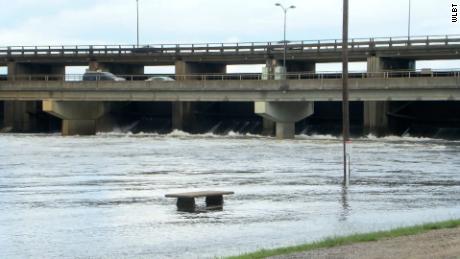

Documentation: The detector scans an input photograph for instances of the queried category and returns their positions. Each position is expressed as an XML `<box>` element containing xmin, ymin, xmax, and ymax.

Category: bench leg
<box><xmin>206</xmin><ymin>195</ymin><xmax>223</xmax><ymax>208</ymax></box>
<box><xmin>177</xmin><ymin>197</ymin><xmax>195</xmax><ymax>212</ymax></box>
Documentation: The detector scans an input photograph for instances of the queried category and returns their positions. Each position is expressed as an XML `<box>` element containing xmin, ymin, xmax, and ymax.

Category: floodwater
<box><xmin>1</xmin><ymin>132</ymin><xmax>460</xmax><ymax>259</ymax></box>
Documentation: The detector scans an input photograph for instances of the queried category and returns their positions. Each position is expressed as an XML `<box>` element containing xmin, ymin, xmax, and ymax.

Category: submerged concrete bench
<box><xmin>165</xmin><ymin>191</ymin><xmax>234</xmax><ymax>212</ymax></box>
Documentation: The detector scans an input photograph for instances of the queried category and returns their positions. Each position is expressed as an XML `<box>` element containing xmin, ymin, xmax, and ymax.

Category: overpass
<box><xmin>1</xmin><ymin>35</ymin><xmax>460</xmax><ymax>138</ymax></box>
<box><xmin>1</xmin><ymin>35</ymin><xmax>460</xmax><ymax>66</ymax></box>
<box><xmin>1</xmin><ymin>72</ymin><xmax>459</xmax><ymax>102</ymax></box>
<box><xmin>1</xmin><ymin>70</ymin><xmax>459</xmax><ymax>138</ymax></box>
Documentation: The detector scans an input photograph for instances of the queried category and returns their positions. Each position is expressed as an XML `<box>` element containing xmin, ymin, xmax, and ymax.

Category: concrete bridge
<box><xmin>1</xmin><ymin>35</ymin><xmax>460</xmax><ymax>66</ymax></box>
<box><xmin>1</xmin><ymin>71</ymin><xmax>459</xmax><ymax>138</ymax></box>
<box><xmin>1</xmin><ymin>35</ymin><xmax>460</xmax><ymax>138</ymax></box>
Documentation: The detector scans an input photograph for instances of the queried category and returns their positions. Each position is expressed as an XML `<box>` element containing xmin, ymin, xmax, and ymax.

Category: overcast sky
<box><xmin>0</xmin><ymin>0</ymin><xmax>459</xmax><ymax>72</ymax></box>
<box><xmin>1</xmin><ymin>0</ymin><xmax>458</xmax><ymax>44</ymax></box>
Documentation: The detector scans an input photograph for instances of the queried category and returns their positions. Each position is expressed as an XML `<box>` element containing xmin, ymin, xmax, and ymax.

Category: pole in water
<box><xmin>342</xmin><ymin>0</ymin><xmax>350</xmax><ymax>186</ymax></box>
<box><xmin>345</xmin><ymin>140</ymin><xmax>352</xmax><ymax>186</ymax></box>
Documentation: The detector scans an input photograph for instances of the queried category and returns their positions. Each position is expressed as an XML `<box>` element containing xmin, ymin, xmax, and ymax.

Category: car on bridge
<box><xmin>82</xmin><ymin>71</ymin><xmax>126</xmax><ymax>81</ymax></box>
<box><xmin>132</xmin><ymin>45</ymin><xmax>162</xmax><ymax>54</ymax></box>
<box><xmin>145</xmin><ymin>76</ymin><xmax>175</xmax><ymax>81</ymax></box>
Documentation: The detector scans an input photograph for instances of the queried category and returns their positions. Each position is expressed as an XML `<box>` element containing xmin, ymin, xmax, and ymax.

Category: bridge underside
<box><xmin>2</xmin><ymin>100</ymin><xmax>460</xmax><ymax>140</ymax></box>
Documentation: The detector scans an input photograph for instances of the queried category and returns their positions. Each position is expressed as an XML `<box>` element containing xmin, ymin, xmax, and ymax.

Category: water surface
<box><xmin>1</xmin><ymin>132</ymin><xmax>459</xmax><ymax>258</ymax></box>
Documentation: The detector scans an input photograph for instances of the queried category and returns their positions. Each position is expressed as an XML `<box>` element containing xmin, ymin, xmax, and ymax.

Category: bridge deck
<box><xmin>1</xmin><ymin>75</ymin><xmax>459</xmax><ymax>102</ymax></box>
<box><xmin>1</xmin><ymin>35</ymin><xmax>460</xmax><ymax>65</ymax></box>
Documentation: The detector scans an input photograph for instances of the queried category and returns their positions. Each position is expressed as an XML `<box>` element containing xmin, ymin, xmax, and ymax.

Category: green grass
<box><xmin>226</xmin><ymin>219</ymin><xmax>460</xmax><ymax>259</ymax></box>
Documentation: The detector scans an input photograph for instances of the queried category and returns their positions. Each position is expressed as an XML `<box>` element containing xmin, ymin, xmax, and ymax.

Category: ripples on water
<box><xmin>0</xmin><ymin>132</ymin><xmax>460</xmax><ymax>258</ymax></box>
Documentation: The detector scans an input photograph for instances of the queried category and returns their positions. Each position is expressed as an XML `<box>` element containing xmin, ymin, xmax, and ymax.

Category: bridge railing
<box><xmin>1</xmin><ymin>35</ymin><xmax>460</xmax><ymax>57</ymax></box>
<box><xmin>2</xmin><ymin>69</ymin><xmax>460</xmax><ymax>82</ymax></box>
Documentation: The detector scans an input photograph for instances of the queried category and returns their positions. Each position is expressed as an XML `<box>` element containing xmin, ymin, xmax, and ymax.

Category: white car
<box><xmin>83</xmin><ymin>71</ymin><xmax>126</xmax><ymax>81</ymax></box>
<box><xmin>145</xmin><ymin>76</ymin><xmax>175</xmax><ymax>82</ymax></box>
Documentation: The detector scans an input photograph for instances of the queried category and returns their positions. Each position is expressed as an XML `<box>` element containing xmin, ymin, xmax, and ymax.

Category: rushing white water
<box><xmin>0</xmin><ymin>132</ymin><xmax>460</xmax><ymax>259</ymax></box>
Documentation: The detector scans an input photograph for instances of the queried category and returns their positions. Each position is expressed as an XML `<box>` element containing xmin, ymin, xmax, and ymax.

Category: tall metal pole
<box><xmin>342</xmin><ymin>0</ymin><xmax>350</xmax><ymax>186</ymax></box>
<box><xmin>283</xmin><ymin>8</ymin><xmax>287</xmax><ymax>69</ymax></box>
<box><xmin>275</xmin><ymin>4</ymin><xmax>295</xmax><ymax>71</ymax></box>
<box><xmin>408</xmin><ymin>0</ymin><xmax>411</xmax><ymax>39</ymax></box>
<box><xmin>136</xmin><ymin>0</ymin><xmax>140</xmax><ymax>46</ymax></box>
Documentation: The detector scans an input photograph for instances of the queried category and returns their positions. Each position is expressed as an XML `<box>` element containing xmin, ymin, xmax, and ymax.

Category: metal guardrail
<box><xmin>1</xmin><ymin>70</ymin><xmax>460</xmax><ymax>82</ymax></box>
<box><xmin>1</xmin><ymin>35</ymin><xmax>460</xmax><ymax>57</ymax></box>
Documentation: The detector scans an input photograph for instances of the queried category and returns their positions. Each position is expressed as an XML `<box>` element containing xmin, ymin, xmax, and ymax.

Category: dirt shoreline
<box><xmin>268</xmin><ymin>227</ymin><xmax>460</xmax><ymax>259</ymax></box>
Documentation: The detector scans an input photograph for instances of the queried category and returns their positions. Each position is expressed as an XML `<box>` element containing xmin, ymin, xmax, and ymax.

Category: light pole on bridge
<box><xmin>136</xmin><ymin>0</ymin><xmax>140</xmax><ymax>47</ymax></box>
<box><xmin>408</xmin><ymin>0</ymin><xmax>412</xmax><ymax>39</ymax></box>
<box><xmin>275</xmin><ymin>3</ymin><xmax>296</xmax><ymax>71</ymax></box>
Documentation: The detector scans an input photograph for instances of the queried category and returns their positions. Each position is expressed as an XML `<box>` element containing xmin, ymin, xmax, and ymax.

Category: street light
<box><xmin>275</xmin><ymin>3</ymin><xmax>296</xmax><ymax>70</ymax></box>
<box><xmin>136</xmin><ymin>0</ymin><xmax>140</xmax><ymax>46</ymax></box>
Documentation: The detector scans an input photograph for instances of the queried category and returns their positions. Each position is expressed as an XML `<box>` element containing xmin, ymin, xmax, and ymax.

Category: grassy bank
<box><xmin>227</xmin><ymin>219</ymin><xmax>460</xmax><ymax>259</ymax></box>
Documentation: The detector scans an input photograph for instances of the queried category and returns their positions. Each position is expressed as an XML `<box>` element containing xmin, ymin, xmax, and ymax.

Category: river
<box><xmin>1</xmin><ymin>132</ymin><xmax>459</xmax><ymax>258</ymax></box>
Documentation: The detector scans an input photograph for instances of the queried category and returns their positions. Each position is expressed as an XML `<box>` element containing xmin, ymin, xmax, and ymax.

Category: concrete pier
<box><xmin>43</xmin><ymin>100</ymin><xmax>108</xmax><ymax>136</ymax></box>
<box><xmin>260</xmin><ymin>60</ymin><xmax>315</xmax><ymax>136</ymax></box>
<box><xmin>363</xmin><ymin>101</ymin><xmax>390</xmax><ymax>136</ymax></box>
<box><xmin>172</xmin><ymin>61</ymin><xmax>226</xmax><ymax>132</ymax></box>
<box><xmin>255</xmin><ymin>101</ymin><xmax>314</xmax><ymax>139</ymax></box>
<box><xmin>364</xmin><ymin>57</ymin><xmax>415</xmax><ymax>135</ymax></box>
<box><xmin>171</xmin><ymin>101</ymin><xmax>195</xmax><ymax>132</ymax></box>
<box><xmin>262</xmin><ymin>118</ymin><xmax>275</xmax><ymax>136</ymax></box>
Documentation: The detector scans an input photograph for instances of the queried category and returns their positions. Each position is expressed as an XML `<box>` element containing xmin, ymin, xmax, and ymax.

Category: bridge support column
<box><xmin>62</xmin><ymin>120</ymin><xmax>97</xmax><ymax>136</ymax></box>
<box><xmin>172</xmin><ymin>101</ymin><xmax>195</xmax><ymax>132</ymax></box>
<box><xmin>260</xmin><ymin>60</ymin><xmax>315</xmax><ymax>135</ymax></box>
<box><xmin>262</xmin><ymin>118</ymin><xmax>275</xmax><ymax>136</ymax></box>
<box><xmin>2</xmin><ymin>62</ymin><xmax>65</xmax><ymax>132</ymax></box>
<box><xmin>364</xmin><ymin>56</ymin><xmax>415</xmax><ymax>136</ymax></box>
<box><xmin>172</xmin><ymin>61</ymin><xmax>226</xmax><ymax>132</ymax></box>
<box><xmin>363</xmin><ymin>101</ymin><xmax>390</xmax><ymax>136</ymax></box>
<box><xmin>43</xmin><ymin>101</ymin><xmax>108</xmax><ymax>136</ymax></box>
<box><xmin>255</xmin><ymin>102</ymin><xmax>314</xmax><ymax>139</ymax></box>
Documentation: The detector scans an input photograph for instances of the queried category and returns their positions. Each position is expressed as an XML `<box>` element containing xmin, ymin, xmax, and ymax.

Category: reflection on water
<box><xmin>0</xmin><ymin>132</ymin><xmax>460</xmax><ymax>259</ymax></box>
<box><xmin>339</xmin><ymin>186</ymin><xmax>350</xmax><ymax>222</ymax></box>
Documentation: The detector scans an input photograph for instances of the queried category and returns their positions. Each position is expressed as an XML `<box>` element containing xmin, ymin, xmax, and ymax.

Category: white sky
<box><xmin>0</xmin><ymin>0</ymin><xmax>459</xmax><ymax>73</ymax></box>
